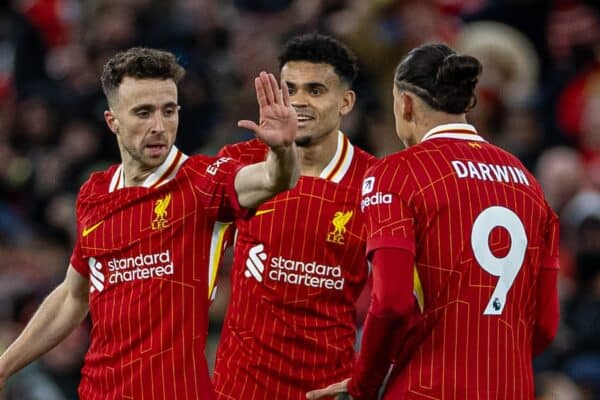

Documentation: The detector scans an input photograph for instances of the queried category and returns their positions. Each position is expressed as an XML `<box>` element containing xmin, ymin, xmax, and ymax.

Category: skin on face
<box><xmin>281</xmin><ymin>61</ymin><xmax>354</xmax><ymax>147</ymax></box>
<box><xmin>104</xmin><ymin>77</ymin><xmax>180</xmax><ymax>178</ymax></box>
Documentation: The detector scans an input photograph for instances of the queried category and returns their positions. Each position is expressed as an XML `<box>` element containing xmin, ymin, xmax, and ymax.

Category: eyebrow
<box><xmin>130</xmin><ymin>101</ymin><xmax>179</xmax><ymax>113</ymax></box>
<box><xmin>286</xmin><ymin>81</ymin><xmax>328</xmax><ymax>90</ymax></box>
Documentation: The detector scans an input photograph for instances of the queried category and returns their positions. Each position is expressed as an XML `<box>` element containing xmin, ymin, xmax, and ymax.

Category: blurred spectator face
<box><xmin>105</xmin><ymin>77</ymin><xmax>179</xmax><ymax>169</ymax></box>
<box><xmin>535</xmin><ymin>147</ymin><xmax>585</xmax><ymax>212</ymax></box>
<box><xmin>230</xmin><ymin>27</ymin><xmax>278</xmax><ymax>83</ymax></box>
<box><xmin>46</xmin><ymin>44</ymin><xmax>97</xmax><ymax>91</ymax></box>
<box><xmin>281</xmin><ymin>61</ymin><xmax>354</xmax><ymax>147</ymax></box>
<box><xmin>560</xmin><ymin>190</ymin><xmax>600</xmax><ymax>286</ymax></box>
<box><xmin>580</xmin><ymin>82</ymin><xmax>600</xmax><ymax>184</ymax></box>
<box><xmin>17</xmin><ymin>97</ymin><xmax>54</xmax><ymax>145</ymax></box>
<box><xmin>59</xmin><ymin>120</ymin><xmax>99</xmax><ymax>164</ymax></box>
<box><xmin>581</xmin><ymin>93</ymin><xmax>600</xmax><ymax>152</ymax></box>
<box><xmin>547</xmin><ymin>1</ymin><xmax>600</xmax><ymax>63</ymax></box>
<box><xmin>497</xmin><ymin>108</ymin><xmax>541</xmax><ymax>161</ymax></box>
<box><xmin>87</xmin><ymin>5</ymin><xmax>136</xmax><ymax>50</ymax></box>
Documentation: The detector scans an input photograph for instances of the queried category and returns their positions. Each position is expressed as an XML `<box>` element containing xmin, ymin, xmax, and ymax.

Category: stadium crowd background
<box><xmin>0</xmin><ymin>0</ymin><xmax>598</xmax><ymax>398</ymax></box>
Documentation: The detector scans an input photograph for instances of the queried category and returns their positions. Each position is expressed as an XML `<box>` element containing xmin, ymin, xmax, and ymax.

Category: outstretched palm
<box><xmin>238</xmin><ymin>71</ymin><xmax>297</xmax><ymax>149</ymax></box>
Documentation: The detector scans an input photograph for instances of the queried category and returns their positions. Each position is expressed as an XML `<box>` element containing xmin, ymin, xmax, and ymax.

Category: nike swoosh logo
<box><xmin>82</xmin><ymin>221</ymin><xmax>104</xmax><ymax>237</ymax></box>
<box><xmin>255</xmin><ymin>209</ymin><xmax>274</xmax><ymax>217</ymax></box>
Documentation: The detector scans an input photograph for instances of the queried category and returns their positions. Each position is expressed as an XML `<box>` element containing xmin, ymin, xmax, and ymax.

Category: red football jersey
<box><xmin>361</xmin><ymin>124</ymin><xmax>560</xmax><ymax>399</ymax></box>
<box><xmin>213</xmin><ymin>133</ymin><xmax>376</xmax><ymax>399</ymax></box>
<box><xmin>69</xmin><ymin>146</ymin><xmax>243</xmax><ymax>400</ymax></box>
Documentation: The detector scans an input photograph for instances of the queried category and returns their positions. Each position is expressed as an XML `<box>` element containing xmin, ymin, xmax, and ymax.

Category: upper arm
<box><xmin>362</xmin><ymin>161</ymin><xmax>416</xmax><ymax>257</ymax></box>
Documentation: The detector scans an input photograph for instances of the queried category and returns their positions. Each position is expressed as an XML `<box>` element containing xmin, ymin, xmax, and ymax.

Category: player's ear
<box><xmin>402</xmin><ymin>92</ymin><xmax>414</xmax><ymax>122</ymax></box>
<box><xmin>340</xmin><ymin>89</ymin><xmax>356</xmax><ymax>116</ymax></box>
<box><xmin>104</xmin><ymin>109</ymin><xmax>120</xmax><ymax>135</ymax></box>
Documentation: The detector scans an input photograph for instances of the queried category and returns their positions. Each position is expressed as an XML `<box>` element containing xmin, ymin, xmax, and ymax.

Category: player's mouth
<box><xmin>296</xmin><ymin>114</ymin><xmax>314</xmax><ymax>127</ymax></box>
<box><xmin>145</xmin><ymin>143</ymin><xmax>167</xmax><ymax>157</ymax></box>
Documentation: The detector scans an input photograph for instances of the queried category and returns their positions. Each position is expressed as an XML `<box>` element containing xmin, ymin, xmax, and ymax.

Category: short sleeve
<box><xmin>70</xmin><ymin>188</ymin><xmax>90</xmax><ymax>277</ymax></box>
<box><xmin>361</xmin><ymin>158</ymin><xmax>417</xmax><ymax>257</ymax></box>
<box><xmin>198</xmin><ymin>155</ymin><xmax>249</xmax><ymax>222</ymax></box>
<box><xmin>70</xmin><ymin>240</ymin><xmax>89</xmax><ymax>277</ymax></box>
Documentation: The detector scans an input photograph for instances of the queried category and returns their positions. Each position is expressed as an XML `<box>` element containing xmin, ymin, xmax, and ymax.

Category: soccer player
<box><xmin>212</xmin><ymin>33</ymin><xmax>376</xmax><ymax>399</ymax></box>
<box><xmin>0</xmin><ymin>47</ymin><xmax>299</xmax><ymax>399</ymax></box>
<box><xmin>307</xmin><ymin>43</ymin><xmax>560</xmax><ymax>399</ymax></box>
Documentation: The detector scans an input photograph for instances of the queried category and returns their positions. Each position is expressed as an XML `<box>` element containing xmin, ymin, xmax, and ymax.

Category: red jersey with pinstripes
<box><xmin>213</xmin><ymin>135</ymin><xmax>376</xmax><ymax>400</ymax></box>
<box><xmin>69</xmin><ymin>151</ymin><xmax>244</xmax><ymax>400</ymax></box>
<box><xmin>362</xmin><ymin>124</ymin><xmax>560</xmax><ymax>399</ymax></box>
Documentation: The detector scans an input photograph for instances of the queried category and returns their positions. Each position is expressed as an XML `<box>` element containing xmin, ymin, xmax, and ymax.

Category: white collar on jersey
<box><xmin>421</xmin><ymin>123</ymin><xmax>486</xmax><ymax>143</ymax></box>
<box><xmin>319</xmin><ymin>131</ymin><xmax>355</xmax><ymax>183</ymax></box>
<box><xmin>109</xmin><ymin>145</ymin><xmax>189</xmax><ymax>192</ymax></box>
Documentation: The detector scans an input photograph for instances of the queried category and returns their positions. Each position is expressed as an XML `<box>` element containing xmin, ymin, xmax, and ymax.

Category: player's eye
<box><xmin>310</xmin><ymin>88</ymin><xmax>324</xmax><ymax>96</ymax></box>
<box><xmin>136</xmin><ymin>110</ymin><xmax>150</xmax><ymax>118</ymax></box>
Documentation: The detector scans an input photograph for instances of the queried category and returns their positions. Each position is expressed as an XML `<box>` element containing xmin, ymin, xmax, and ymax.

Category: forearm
<box><xmin>235</xmin><ymin>144</ymin><xmax>299</xmax><ymax>209</ymax></box>
<box><xmin>349</xmin><ymin>248</ymin><xmax>416</xmax><ymax>399</ymax></box>
<box><xmin>266</xmin><ymin>144</ymin><xmax>299</xmax><ymax>191</ymax></box>
<box><xmin>0</xmin><ymin>282</ymin><xmax>88</xmax><ymax>379</ymax></box>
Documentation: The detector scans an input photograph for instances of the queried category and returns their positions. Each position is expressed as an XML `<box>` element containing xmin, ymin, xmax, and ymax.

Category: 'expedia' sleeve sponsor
<box><xmin>362</xmin><ymin>158</ymin><xmax>417</xmax><ymax>257</ymax></box>
<box><xmin>192</xmin><ymin>155</ymin><xmax>249</xmax><ymax>222</ymax></box>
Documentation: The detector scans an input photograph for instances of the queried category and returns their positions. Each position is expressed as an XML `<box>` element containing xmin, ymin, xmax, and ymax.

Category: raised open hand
<box><xmin>238</xmin><ymin>71</ymin><xmax>297</xmax><ymax>149</ymax></box>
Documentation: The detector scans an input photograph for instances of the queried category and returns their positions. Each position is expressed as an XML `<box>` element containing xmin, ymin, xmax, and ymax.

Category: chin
<box><xmin>294</xmin><ymin>136</ymin><xmax>312</xmax><ymax>147</ymax></box>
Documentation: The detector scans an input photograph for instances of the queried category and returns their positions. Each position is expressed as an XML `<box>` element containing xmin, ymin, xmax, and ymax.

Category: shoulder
<box><xmin>352</xmin><ymin>145</ymin><xmax>378</xmax><ymax>167</ymax></box>
<box><xmin>78</xmin><ymin>164</ymin><xmax>119</xmax><ymax>197</ymax></box>
<box><xmin>218</xmin><ymin>139</ymin><xmax>268</xmax><ymax>163</ymax></box>
<box><xmin>183</xmin><ymin>153</ymin><xmax>243</xmax><ymax>182</ymax></box>
<box><xmin>365</xmin><ymin>152</ymin><xmax>406</xmax><ymax>176</ymax></box>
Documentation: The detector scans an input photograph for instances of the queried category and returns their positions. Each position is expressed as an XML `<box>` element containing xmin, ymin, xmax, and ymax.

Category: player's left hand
<box><xmin>306</xmin><ymin>378</ymin><xmax>353</xmax><ymax>400</ymax></box>
<box><xmin>238</xmin><ymin>71</ymin><xmax>297</xmax><ymax>150</ymax></box>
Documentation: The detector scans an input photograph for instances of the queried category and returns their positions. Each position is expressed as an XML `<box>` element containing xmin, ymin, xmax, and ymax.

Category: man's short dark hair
<box><xmin>278</xmin><ymin>33</ymin><xmax>358</xmax><ymax>87</ymax></box>
<box><xmin>101</xmin><ymin>47</ymin><xmax>185</xmax><ymax>103</ymax></box>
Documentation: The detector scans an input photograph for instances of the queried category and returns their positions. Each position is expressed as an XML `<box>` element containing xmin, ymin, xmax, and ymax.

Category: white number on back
<box><xmin>471</xmin><ymin>206</ymin><xmax>528</xmax><ymax>315</ymax></box>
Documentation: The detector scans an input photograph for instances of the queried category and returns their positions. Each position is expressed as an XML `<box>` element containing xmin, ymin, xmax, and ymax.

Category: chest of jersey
<box><xmin>234</xmin><ymin>177</ymin><xmax>367</xmax><ymax>295</ymax></box>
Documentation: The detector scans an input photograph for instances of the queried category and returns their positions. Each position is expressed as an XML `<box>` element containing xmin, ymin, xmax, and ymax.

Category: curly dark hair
<box><xmin>278</xmin><ymin>33</ymin><xmax>358</xmax><ymax>87</ymax></box>
<box><xmin>394</xmin><ymin>43</ymin><xmax>482</xmax><ymax>114</ymax></box>
<box><xmin>101</xmin><ymin>47</ymin><xmax>185</xmax><ymax>104</ymax></box>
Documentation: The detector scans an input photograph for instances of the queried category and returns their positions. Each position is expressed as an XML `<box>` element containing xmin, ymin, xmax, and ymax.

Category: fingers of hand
<box><xmin>237</xmin><ymin>120</ymin><xmax>259</xmax><ymax>133</ymax></box>
<box><xmin>260</xmin><ymin>71</ymin><xmax>276</xmax><ymax>105</ymax></box>
<box><xmin>255</xmin><ymin>76</ymin><xmax>267</xmax><ymax>108</ymax></box>
<box><xmin>306</xmin><ymin>384</ymin><xmax>342</xmax><ymax>400</ymax></box>
<box><xmin>268</xmin><ymin>73</ymin><xmax>283</xmax><ymax>105</ymax></box>
<box><xmin>281</xmin><ymin>79</ymin><xmax>290</xmax><ymax>107</ymax></box>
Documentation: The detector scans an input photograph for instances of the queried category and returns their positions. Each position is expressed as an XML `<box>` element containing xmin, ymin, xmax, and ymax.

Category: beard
<box><xmin>294</xmin><ymin>136</ymin><xmax>312</xmax><ymax>147</ymax></box>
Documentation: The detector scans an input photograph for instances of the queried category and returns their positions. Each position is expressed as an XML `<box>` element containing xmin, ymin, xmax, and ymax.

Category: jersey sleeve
<box><xmin>541</xmin><ymin>203</ymin><xmax>560</xmax><ymax>270</ymax></box>
<box><xmin>69</xmin><ymin>183</ymin><xmax>91</xmax><ymax>277</ymax></box>
<box><xmin>197</xmin><ymin>155</ymin><xmax>248</xmax><ymax>222</ymax></box>
<box><xmin>362</xmin><ymin>159</ymin><xmax>417</xmax><ymax>257</ymax></box>
<box><xmin>217</xmin><ymin>140</ymin><xmax>268</xmax><ymax>164</ymax></box>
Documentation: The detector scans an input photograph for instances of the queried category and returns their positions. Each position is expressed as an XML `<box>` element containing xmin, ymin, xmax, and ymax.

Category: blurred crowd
<box><xmin>0</xmin><ymin>0</ymin><xmax>598</xmax><ymax>399</ymax></box>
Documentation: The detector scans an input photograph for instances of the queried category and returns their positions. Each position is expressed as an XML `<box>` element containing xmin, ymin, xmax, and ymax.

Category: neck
<box><xmin>119</xmin><ymin>148</ymin><xmax>158</xmax><ymax>187</ymax></box>
<box><xmin>298</xmin><ymin>130</ymin><xmax>340</xmax><ymax>177</ymax></box>
<box><xmin>413</xmin><ymin>113</ymin><xmax>468</xmax><ymax>143</ymax></box>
